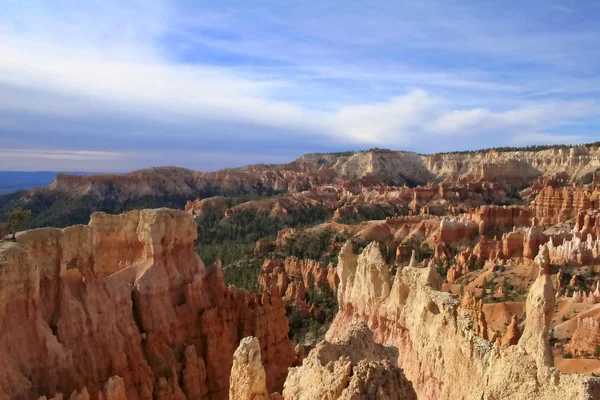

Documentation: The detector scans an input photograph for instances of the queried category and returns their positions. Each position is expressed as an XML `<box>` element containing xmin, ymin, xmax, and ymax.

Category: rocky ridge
<box><xmin>229</xmin><ymin>321</ymin><xmax>417</xmax><ymax>400</ymax></box>
<box><xmin>15</xmin><ymin>145</ymin><xmax>600</xmax><ymax>213</ymax></box>
<box><xmin>326</xmin><ymin>241</ymin><xmax>600</xmax><ymax>399</ymax></box>
<box><xmin>0</xmin><ymin>209</ymin><xmax>294</xmax><ymax>399</ymax></box>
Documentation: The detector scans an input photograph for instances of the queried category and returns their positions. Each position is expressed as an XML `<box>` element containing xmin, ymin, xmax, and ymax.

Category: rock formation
<box><xmin>499</xmin><ymin>315</ymin><xmax>521</xmax><ymax>347</ymax></box>
<box><xmin>185</xmin><ymin>196</ymin><xmax>229</xmax><ymax>217</ymax></box>
<box><xmin>467</xmin><ymin>205</ymin><xmax>533</xmax><ymax>234</ymax></box>
<box><xmin>438</xmin><ymin>217</ymin><xmax>479</xmax><ymax>243</ymax></box>
<box><xmin>258</xmin><ymin>257</ymin><xmax>338</xmax><ymax>314</ymax></box>
<box><xmin>282</xmin><ymin>321</ymin><xmax>417</xmax><ymax>400</ymax></box>
<box><xmin>566</xmin><ymin>317</ymin><xmax>600</xmax><ymax>357</ymax></box>
<box><xmin>460</xmin><ymin>291</ymin><xmax>488</xmax><ymax>340</ymax></box>
<box><xmin>532</xmin><ymin>185</ymin><xmax>600</xmax><ymax>226</ymax></box>
<box><xmin>538</xmin><ymin>233</ymin><xmax>600</xmax><ymax>267</ymax></box>
<box><xmin>0</xmin><ymin>209</ymin><xmax>294</xmax><ymax>400</ymax></box>
<box><xmin>229</xmin><ymin>337</ymin><xmax>269</xmax><ymax>400</ymax></box>
<box><xmin>327</xmin><ymin>241</ymin><xmax>600</xmax><ymax>399</ymax></box>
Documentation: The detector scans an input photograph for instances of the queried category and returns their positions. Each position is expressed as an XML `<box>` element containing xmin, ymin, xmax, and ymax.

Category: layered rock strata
<box><xmin>0</xmin><ymin>209</ymin><xmax>294</xmax><ymax>400</ymax></box>
<box><xmin>327</xmin><ymin>241</ymin><xmax>600</xmax><ymax>399</ymax></box>
<box><xmin>532</xmin><ymin>186</ymin><xmax>600</xmax><ymax>226</ymax></box>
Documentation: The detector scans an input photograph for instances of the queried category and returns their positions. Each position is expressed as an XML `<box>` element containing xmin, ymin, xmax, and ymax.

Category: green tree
<box><xmin>8</xmin><ymin>208</ymin><xmax>31</xmax><ymax>240</ymax></box>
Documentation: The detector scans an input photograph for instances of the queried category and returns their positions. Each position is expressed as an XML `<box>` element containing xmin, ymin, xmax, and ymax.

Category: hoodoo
<box><xmin>0</xmin><ymin>209</ymin><xmax>294</xmax><ymax>399</ymax></box>
<box><xmin>326</xmin><ymin>242</ymin><xmax>600</xmax><ymax>399</ymax></box>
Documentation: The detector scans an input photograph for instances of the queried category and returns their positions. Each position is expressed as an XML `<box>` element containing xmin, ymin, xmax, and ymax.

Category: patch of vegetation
<box><xmin>336</xmin><ymin>203</ymin><xmax>408</xmax><ymax>224</ymax></box>
<box><xmin>287</xmin><ymin>281</ymin><xmax>339</xmax><ymax>344</ymax></box>
<box><xmin>0</xmin><ymin>185</ymin><xmax>288</xmax><ymax>229</ymax></box>
<box><xmin>221</xmin><ymin>258</ymin><xmax>263</xmax><ymax>292</ymax></box>
<box><xmin>196</xmin><ymin>206</ymin><xmax>331</xmax><ymax>247</ymax></box>
<box><xmin>435</xmin><ymin>142</ymin><xmax>600</xmax><ymax>156</ymax></box>
<box><xmin>0</xmin><ymin>191</ymin><xmax>193</xmax><ymax>228</ymax></box>
<box><xmin>283</xmin><ymin>229</ymin><xmax>350</xmax><ymax>265</ymax></box>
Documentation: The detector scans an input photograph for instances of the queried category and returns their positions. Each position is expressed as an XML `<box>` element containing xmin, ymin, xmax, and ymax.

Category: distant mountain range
<box><xmin>0</xmin><ymin>171</ymin><xmax>93</xmax><ymax>194</ymax></box>
<box><xmin>1</xmin><ymin>144</ymin><xmax>600</xmax><ymax>228</ymax></box>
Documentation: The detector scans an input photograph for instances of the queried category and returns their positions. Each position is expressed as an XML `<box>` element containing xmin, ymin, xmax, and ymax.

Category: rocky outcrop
<box><xmin>538</xmin><ymin>233</ymin><xmax>600</xmax><ymax>267</ymax></box>
<box><xmin>327</xmin><ymin>241</ymin><xmax>600</xmax><ymax>399</ymax></box>
<box><xmin>499</xmin><ymin>315</ymin><xmax>521</xmax><ymax>347</ymax></box>
<box><xmin>39</xmin><ymin>376</ymin><xmax>129</xmax><ymax>400</ymax></box>
<box><xmin>532</xmin><ymin>185</ymin><xmax>600</xmax><ymax>226</ymax></box>
<box><xmin>576</xmin><ymin>209</ymin><xmax>600</xmax><ymax>239</ymax></box>
<box><xmin>467</xmin><ymin>205</ymin><xmax>533</xmax><ymax>234</ymax></box>
<box><xmin>185</xmin><ymin>196</ymin><xmax>229</xmax><ymax>217</ymax></box>
<box><xmin>460</xmin><ymin>291</ymin><xmax>488</xmax><ymax>340</ymax></box>
<box><xmin>282</xmin><ymin>320</ymin><xmax>416</xmax><ymax>400</ymax></box>
<box><xmin>570</xmin><ymin>282</ymin><xmax>600</xmax><ymax>304</ymax></box>
<box><xmin>0</xmin><ymin>209</ymin><xmax>294</xmax><ymax>400</ymax></box>
<box><xmin>566</xmin><ymin>317</ymin><xmax>600</xmax><ymax>357</ymax></box>
<box><xmin>438</xmin><ymin>217</ymin><xmax>479</xmax><ymax>243</ymax></box>
<box><xmin>229</xmin><ymin>337</ymin><xmax>270</xmax><ymax>400</ymax></box>
<box><xmin>254</xmin><ymin>239</ymin><xmax>274</xmax><ymax>257</ymax></box>
<box><xmin>425</xmin><ymin>146</ymin><xmax>600</xmax><ymax>185</ymax></box>
<box><xmin>259</xmin><ymin>257</ymin><xmax>338</xmax><ymax>312</ymax></box>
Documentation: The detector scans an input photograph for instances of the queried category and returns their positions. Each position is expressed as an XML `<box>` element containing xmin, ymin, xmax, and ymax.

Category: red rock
<box><xmin>532</xmin><ymin>185</ymin><xmax>600</xmax><ymax>226</ymax></box>
<box><xmin>0</xmin><ymin>209</ymin><xmax>294</xmax><ymax>399</ymax></box>
<box><xmin>566</xmin><ymin>317</ymin><xmax>600</xmax><ymax>357</ymax></box>
<box><xmin>500</xmin><ymin>315</ymin><xmax>521</xmax><ymax>347</ymax></box>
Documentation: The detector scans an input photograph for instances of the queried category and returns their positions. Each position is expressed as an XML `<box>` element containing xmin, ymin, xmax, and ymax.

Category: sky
<box><xmin>1</xmin><ymin>0</ymin><xmax>600</xmax><ymax>172</ymax></box>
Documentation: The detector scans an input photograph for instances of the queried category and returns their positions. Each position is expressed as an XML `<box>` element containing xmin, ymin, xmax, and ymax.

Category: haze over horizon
<box><xmin>2</xmin><ymin>0</ymin><xmax>600</xmax><ymax>172</ymax></box>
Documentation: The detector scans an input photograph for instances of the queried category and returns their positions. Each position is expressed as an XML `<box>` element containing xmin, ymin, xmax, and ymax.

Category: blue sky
<box><xmin>1</xmin><ymin>0</ymin><xmax>599</xmax><ymax>172</ymax></box>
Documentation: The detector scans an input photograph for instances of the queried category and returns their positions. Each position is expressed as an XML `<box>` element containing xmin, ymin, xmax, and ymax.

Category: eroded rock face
<box><xmin>532</xmin><ymin>186</ymin><xmax>600</xmax><ymax>226</ymax></box>
<box><xmin>327</xmin><ymin>241</ymin><xmax>600</xmax><ymax>399</ymax></box>
<box><xmin>185</xmin><ymin>196</ymin><xmax>229</xmax><ymax>218</ymax></box>
<box><xmin>0</xmin><ymin>209</ymin><xmax>294</xmax><ymax>400</ymax></box>
<box><xmin>282</xmin><ymin>321</ymin><xmax>416</xmax><ymax>400</ymax></box>
<box><xmin>500</xmin><ymin>315</ymin><xmax>521</xmax><ymax>347</ymax></box>
<box><xmin>467</xmin><ymin>205</ymin><xmax>533</xmax><ymax>234</ymax></box>
<box><xmin>258</xmin><ymin>257</ymin><xmax>338</xmax><ymax>313</ymax></box>
<box><xmin>566</xmin><ymin>317</ymin><xmax>600</xmax><ymax>357</ymax></box>
<box><xmin>229</xmin><ymin>337</ymin><xmax>269</xmax><ymax>400</ymax></box>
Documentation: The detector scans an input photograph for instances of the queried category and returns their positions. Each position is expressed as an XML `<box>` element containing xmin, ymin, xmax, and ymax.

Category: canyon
<box><xmin>4</xmin><ymin>144</ymin><xmax>600</xmax><ymax>229</ymax></box>
<box><xmin>0</xmin><ymin>209</ymin><xmax>293</xmax><ymax>399</ymax></box>
<box><xmin>4</xmin><ymin>143</ymin><xmax>600</xmax><ymax>399</ymax></box>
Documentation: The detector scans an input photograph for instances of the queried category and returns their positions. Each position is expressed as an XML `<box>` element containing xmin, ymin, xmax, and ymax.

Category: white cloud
<box><xmin>326</xmin><ymin>90</ymin><xmax>593</xmax><ymax>146</ymax></box>
<box><xmin>0</xmin><ymin>0</ymin><xmax>598</xmax><ymax>172</ymax></box>
<box><xmin>328</xmin><ymin>90</ymin><xmax>442</xmax><ymax>143</ymax></box>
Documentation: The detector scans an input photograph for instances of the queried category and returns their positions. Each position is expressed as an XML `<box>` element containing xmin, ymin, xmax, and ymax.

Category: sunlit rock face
<box><xmin>282</xmin><ymin>320</ymin><xmax>417</xmax><ymax>400</ymax></box>
<box><xmin>0</xmin><ymin>208</ymin><xmax>294</xmax><ymax>400</ymax></box>
<box><xmin>532</xmin><ymin>185</ymin><xmax>600</xmax><ymax>226</ymax></box>
<box><xmin>326</xmin><ymin>241</ymin><xmax>600</xmax><ymax>399</ymax></box>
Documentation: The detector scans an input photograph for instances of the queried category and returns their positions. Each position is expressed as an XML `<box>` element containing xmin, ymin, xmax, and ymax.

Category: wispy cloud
<box><xmin>0</xmin><ymin>0</ymin><xmax>599</xmax><ymax>171</ymax></box>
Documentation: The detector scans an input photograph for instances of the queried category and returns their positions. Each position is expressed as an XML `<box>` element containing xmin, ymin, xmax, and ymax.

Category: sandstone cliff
<box><xmin>327</xmin><ymin>241</ymin><xmax>600</xmax><ymax>399</ymax></box>
<box><xmin>532</xmin><ymin>186</ymin><xmax>600</xmax><ymax>226</ymax></box>
<box><xmin>228</xmin><ymin>321</ymin><xmax>417</xmax><ymax>400</ymax></box>
<box><xmin>282</xmin><ymin>320</ymin><xmax>417</xmax><ymax>400</ymax></box>
<box><xmin>566</xmin><ymin>317</ymin><xmax>600</xmax><ymax>357</ymax></box>
<box><xmin>0</xmin><ymin>209</ymin><xmax>294</xmax><ymax>400</ymax></box>
<box><xmin>10</xmin><ymin>145</ymin><xmax>600</xmax><ymax>229</ymax></box>
<box><xmin>229</xmin><ymin>337</ymin><xmax>270</xmax><ymax>400</ymax></box>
